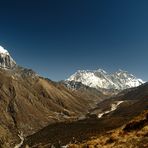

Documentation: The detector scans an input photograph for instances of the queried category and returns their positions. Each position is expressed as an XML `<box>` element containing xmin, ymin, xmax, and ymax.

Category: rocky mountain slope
<box><xmin>62</xmin><ymin>80</ymin><xmax>119</xmax><ymax>96</ymax></box>
<box><xmin>67</xmin><ymin>69</ymin><xmax>144</xmax><ymax>90</ymax></box>
<box><xmin>0</xmin><ymin>47</ymin><xmax>106</xmax><ymax>148</ymax></box>
<box><xmin>0</xmin><ymin>67</ymin><xmax>107</xmax><ymax>147</ymax></box>
<box><xmin>23</xmin><ymin>82</ymin><xmax>148</xmax><ymax>147</ymax></box>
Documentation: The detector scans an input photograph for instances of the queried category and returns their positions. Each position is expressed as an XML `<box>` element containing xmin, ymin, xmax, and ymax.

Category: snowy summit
<box><xmin>67</xmin><ymin>69</ymin><xmax>144</xmax><ymax>90</ymax></box>
<box><xmin>0</xmin><ymin>46</ymin><xmax>9</xmax><ymax>55</ymax></box>
<box><xmin>0</xmin><ymin>45</ymin><xmax>16</xmax><ymax>69</ymax></box>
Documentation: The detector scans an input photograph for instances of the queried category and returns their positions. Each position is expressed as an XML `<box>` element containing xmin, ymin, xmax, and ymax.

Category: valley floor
<box><xmin>22</xmin><ymin>108</ymin><xmax>148</xmax><ymax>148</ymax></box>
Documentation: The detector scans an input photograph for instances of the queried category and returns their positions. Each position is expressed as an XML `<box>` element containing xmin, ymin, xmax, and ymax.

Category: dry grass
<box><xmin>68</xmin><ymin>111</ymin><xmax>148</xmax><ymax>148</ymax></box>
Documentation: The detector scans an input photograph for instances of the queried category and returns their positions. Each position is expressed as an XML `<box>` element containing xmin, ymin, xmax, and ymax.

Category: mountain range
<box><xmin>66</xmin><ymin>69</ymin><xmax>144</xmax><ymax>90</ymax></box>
<box><xmin>0</xmin><ymin>46</ymin><xmax>147</xmax><ymax>148</ymax></box>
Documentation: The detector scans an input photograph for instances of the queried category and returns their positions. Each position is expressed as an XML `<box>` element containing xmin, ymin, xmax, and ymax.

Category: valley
<box><xmin>0</xmin><ymin>46</ymin><xmax>147</xmax><ymax>148</ymax></box>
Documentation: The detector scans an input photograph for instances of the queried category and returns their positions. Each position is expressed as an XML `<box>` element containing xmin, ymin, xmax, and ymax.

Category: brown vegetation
<box><xmin>68</xmin><ymin>111</ymin><xmax>148</xmax><ymax>148</ymax></box>
<box><xmin>0</xmin><ymin>67</ymin><xmax>105</xmax><ymax>147</ymax></box>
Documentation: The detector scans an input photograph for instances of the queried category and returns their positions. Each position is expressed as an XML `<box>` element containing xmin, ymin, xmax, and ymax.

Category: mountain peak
<box><xmin>0</xmin><ymin>46</ymin><xmax>9</xmax><ymax>55</ymax></box>
<box><xmin>0</xmin><ymin>45</ymin><xmax>16</xmax><ymax>69</ymax></box>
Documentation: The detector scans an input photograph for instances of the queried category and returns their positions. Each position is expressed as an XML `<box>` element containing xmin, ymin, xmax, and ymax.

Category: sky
<box><xmin>0</xmin><ymin>0</ymin><xmax>148</xmax><ymax>81</ymax></box>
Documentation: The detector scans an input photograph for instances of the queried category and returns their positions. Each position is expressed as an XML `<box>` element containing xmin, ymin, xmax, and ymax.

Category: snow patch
<box><xmin>98</xmin><ymin>101</ymin><xmax>124</xmax><ymax>118</ymax></box>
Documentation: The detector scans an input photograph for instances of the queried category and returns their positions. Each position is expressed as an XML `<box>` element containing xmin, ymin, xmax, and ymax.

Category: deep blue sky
<box><xmin>0</xmin><ymin>0</ymin><xmax>148</xmax><ymax>81</ymax></box>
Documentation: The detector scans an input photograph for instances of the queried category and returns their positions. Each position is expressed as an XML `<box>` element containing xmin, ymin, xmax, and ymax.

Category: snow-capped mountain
<box><xmin>0</xmin><ymin>45</ymin><xmax>16</xmax><ymax>69</ymax></box>
<box><xmin>66</xmin><ymin>69</ymin><xmax>144</xmax><ymax>90</ymax></box>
